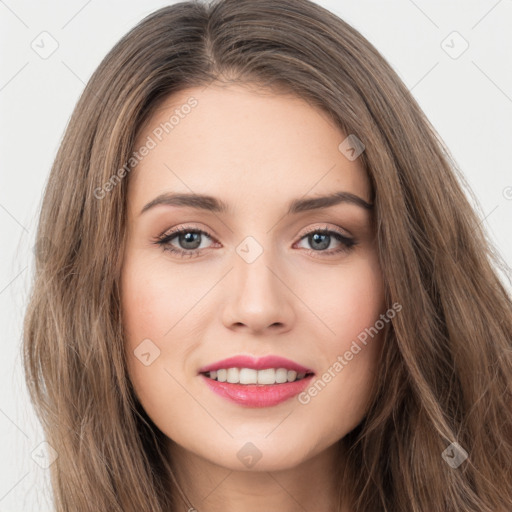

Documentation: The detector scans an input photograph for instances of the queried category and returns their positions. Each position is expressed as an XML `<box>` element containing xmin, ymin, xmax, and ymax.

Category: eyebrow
<box><xmin>139</xmin><ymin>191</ymin><xmax>373</xmax><ymax>216</ymax></box>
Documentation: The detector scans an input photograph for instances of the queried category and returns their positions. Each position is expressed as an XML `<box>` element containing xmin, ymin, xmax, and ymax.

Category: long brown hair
<box><xmin>23</xmin><ymin>0</ymin><xmax>512</xmax><ymax>510</ymax></box>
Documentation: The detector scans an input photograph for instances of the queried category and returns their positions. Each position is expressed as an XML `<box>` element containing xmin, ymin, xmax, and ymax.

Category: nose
<box><xmin>221</xmin><ymin>245</ymin><xmax>295</xmax><ymax>334</ymax></box>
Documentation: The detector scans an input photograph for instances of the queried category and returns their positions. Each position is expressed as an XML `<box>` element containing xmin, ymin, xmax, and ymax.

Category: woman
<box><xmin>23</xmin><ymin>0</ymin><xmax>512</xmax><ymax>510</ymax></box>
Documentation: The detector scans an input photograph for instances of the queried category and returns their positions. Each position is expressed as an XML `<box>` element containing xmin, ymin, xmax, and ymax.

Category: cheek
<box><xmin>120</xmin><ymin>253</ymin><xmax>187</xmax><ymax>410</ymax></box>
<box><xmin>295</xmin><ymin>254</ymin><xmax>385</xmax><ymax>423</ymax></box>
<box><xmin>301</xmin><ymin>252</ymin><xmax>385</xmax><ymax>346</ymax></box>
<box><xmin>121</xmin><ymin>247</ymin><xmax>199</xmax><ymax>344</ymax></box>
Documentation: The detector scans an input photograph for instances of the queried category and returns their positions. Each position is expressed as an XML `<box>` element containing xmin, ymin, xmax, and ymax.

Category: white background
<box><xmin>1</xmin><ymin>0</ymin><xmax>511</xmax><ymax>510</ymax></box>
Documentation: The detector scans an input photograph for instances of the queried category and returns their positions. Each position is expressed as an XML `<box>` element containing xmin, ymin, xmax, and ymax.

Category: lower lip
<box><xmin>200</xmin><ymin>374</ymin><xmax>314</xmax><ymax>407</ymax></box>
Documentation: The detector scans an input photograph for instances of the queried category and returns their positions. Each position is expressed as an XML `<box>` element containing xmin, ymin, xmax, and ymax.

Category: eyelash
<box><xmin>152</xmin><ymin>224</ymin><xmax>358</xmax><ymax>260</ymax></box>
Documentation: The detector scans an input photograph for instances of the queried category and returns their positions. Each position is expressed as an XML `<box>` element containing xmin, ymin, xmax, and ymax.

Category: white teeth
<box><xmin>257</xmin><ymin>368</ymin><xmax>276</xmax><ymax>385</ymax></box>
<box><xmin>205</xmin><ymin>367</ymin><xmax>309</xmax><ymax>384</ymax></box>
<box><xmin>240</xmin><ymin>368</ymin><xmax>258</xmax><ymax>384</ymax></box>
<box><xmin>287</xmin><ymin>370</ymin><xmax>297</xmax><ymax>382</ymax></box>
<box><xmin>275</xmin><ymin>368</ymin><xmax>288</xmax><ymax>383</ymax></box>
<box><xmin>226</xmin><ymin>368</ymin><xmax>239</xmax><ymax>383</ymax></box>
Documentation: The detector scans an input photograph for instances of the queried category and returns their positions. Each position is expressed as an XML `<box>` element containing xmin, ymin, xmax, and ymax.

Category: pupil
<box><xmin>311</xmin><ymin>233</ymin><xmax>329</xmax><ymax>250</ymax></box>
<box><xmin>181</xmin><ymin>232</ymin><xmax>201</xmax><ymax>249</ymax></box>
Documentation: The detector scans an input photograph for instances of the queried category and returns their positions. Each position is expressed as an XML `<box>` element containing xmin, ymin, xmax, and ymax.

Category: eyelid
<box><xmin>153</xmin><ymin>222</ymin><xmax>359</xmax><ymax>259</ymax></box>
<box><xmin>154</xmin><ymin>225</ymin><xmax>218</xmax><ymax>248</ymax></box>
<box><xmin>156</xmin><ymin>222</ymin><xmax>352</xmax><ymax>244</ymax></box>
<box><xmin>298</xmin><ymin>223</ymin><xmax>352</xmax><ymax>239</ymax></box>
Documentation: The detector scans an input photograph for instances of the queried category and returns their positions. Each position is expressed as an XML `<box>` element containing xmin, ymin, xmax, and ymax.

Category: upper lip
<box><xmin>198</xmin><ymin>355</ymin><xmax>314</xmax><ymax>374</ymax></box>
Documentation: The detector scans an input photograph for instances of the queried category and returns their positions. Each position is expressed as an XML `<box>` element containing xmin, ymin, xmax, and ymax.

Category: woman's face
<box><xmin>120</xmin><ymin>83</ymin><xmax>386</xmax><ymax>472</ymax></box>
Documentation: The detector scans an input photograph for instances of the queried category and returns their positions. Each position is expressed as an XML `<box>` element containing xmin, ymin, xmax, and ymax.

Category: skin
<box><xmin>120</xmin><ymin>82</ymin><xmax>386</xmax><ymax>512</ymax></box>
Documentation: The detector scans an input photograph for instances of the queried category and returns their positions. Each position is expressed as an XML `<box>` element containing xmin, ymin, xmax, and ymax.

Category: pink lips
<box><xmin>198</xmin><ymin>355</ymin><xmax>313</xmax><ymax>374</ymax></box>
<box><xmin>198</xmin><ymin>355</ymin><xmax>315</xmax><ymax>408</ymax></box>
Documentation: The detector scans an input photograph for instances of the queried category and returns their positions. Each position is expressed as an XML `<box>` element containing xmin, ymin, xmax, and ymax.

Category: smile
<box><xmin>198</xmin><ymin>355</ymin><xmax>315</xmax><ymax>407</ymax></box>
<box><xmin>202</xmin><ymin>367</ymin><xmax>312</xmax><ymax>384</ymax></box>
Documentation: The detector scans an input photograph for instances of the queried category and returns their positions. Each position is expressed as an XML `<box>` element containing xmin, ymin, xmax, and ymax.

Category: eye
<box><xmin>152</xmin><ymin>224</ymin><xmax>357</xmax><ymax>259</ymax></box>
<box><xmin>294</xmin><ymin>225</ymin><xmax>357</xmax><ymax>258</ymax></box>
<box><xmin>153</xmin><ymin>225</ymin><xmax>217</xmax><ymax>259</ymax></box>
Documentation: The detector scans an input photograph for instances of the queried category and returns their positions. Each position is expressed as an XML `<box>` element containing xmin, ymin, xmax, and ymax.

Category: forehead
<box><xmin>128</xmin><ymin>83</ymin><xmax>371</xmax><ymax>212</ymax></box>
